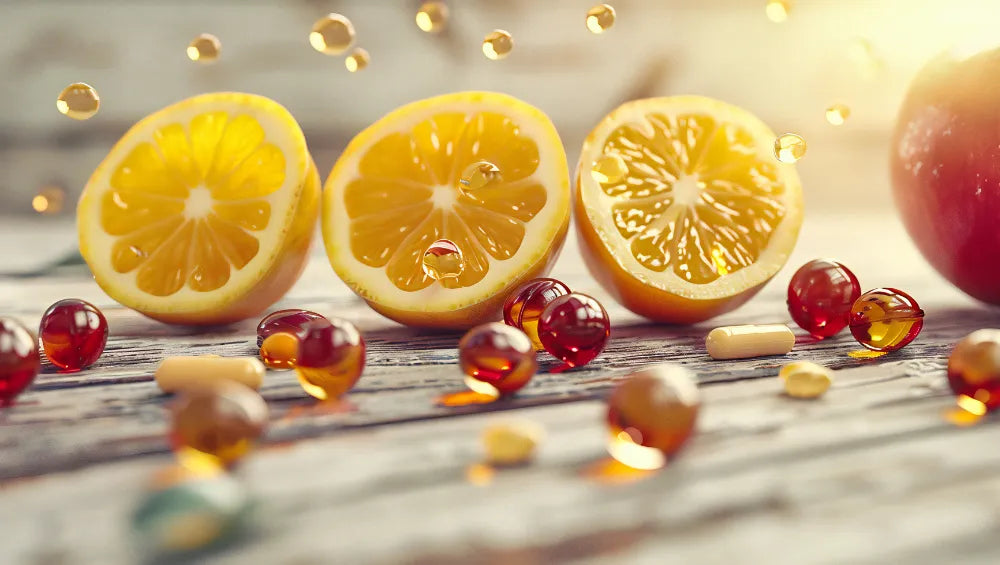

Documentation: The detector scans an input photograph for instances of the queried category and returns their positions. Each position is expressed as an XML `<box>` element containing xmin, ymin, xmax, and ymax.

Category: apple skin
<box><xmin>891</xmin><ymin>47</ymin><xmax>1000</xmax><ymax>304</ymax></box>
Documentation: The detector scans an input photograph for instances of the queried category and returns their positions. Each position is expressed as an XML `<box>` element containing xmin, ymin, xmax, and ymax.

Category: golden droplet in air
<box><xmin>186</xmin><ymin>33</ymin><xmax>221</xmax><ymax>63</ymax></box>
<box><xmin>590</xmin><ymin>154</ymin><xmax>628</xmax><ymax>184</ymax></box>
<box><xmin>32</xmin><ymin>186</ymin><xmax>65</xmax><ymax>215</ymax></box>
<box><xmin>825</xmin><ymin>103</ymin><xmax>851</xmax><ymax>126</ymax></box>
<box><xmin>310</xmin><ymin>13</ymin><xmax>355</xmax><ymax>55</ymax></box>
<box><xmin>586</xmin><ymin>4</ymin><xmax>616</xmax><ymax>34</ymax></box>
<box><xmin>416</xmin><ymin>1</ymin><xmax>449</xmax><ymax>33</ymax></box>
<box><xmin>344</xmin><ymin>48</ymin><xmax>370</xmax><ymax>72</ymax></box>
<box><xmin>849</xmin><ymin>37</ymin><xmax>885</xmax><ymax>79</ymax></box>
<box><xmin>459</xmin><ymin>161</ymin><xmax>501</xmax><ymax>192</ymax></box>
<box><xmin>482</xmin><ymin>30</ymin><xmax>513</xmax><ymax>60</ymax></box>
<box><xmin>56</xmin><ymin>83</ymin><xmax>100</xmax><ymax>120</ymax></box>
<box><xmin>774</xmin><ymin>133</ymin><xmax>807</xmax><ymax>163</ymax></box>
<box><xmin>765</xmin><ymin>0</ymin><xmax>792</xmax><ymax>23</ymax></box>
<box><xmin>422</xmin><ymin>239</ymin><xmax>465</xmax><ymax>280</ymax></box>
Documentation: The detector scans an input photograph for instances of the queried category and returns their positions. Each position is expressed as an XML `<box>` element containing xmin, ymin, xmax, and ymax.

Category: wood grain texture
<box><xmin>2</xmin><ymin>215</ymin><xmax>999</xmax><ymax>564</ymax></box>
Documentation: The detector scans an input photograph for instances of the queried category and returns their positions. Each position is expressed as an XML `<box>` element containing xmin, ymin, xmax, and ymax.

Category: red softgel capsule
<box><xmin>39</xmin><ymin>299</ymin><xmax>108</xmax><ymax>371</ymax></box>
<box><xmin>0</xmin><ymin>318</ymin><xmax>41</xmax><ymax>406</ymax></box>
<box><xmin>256</xmin><ymin>309</ymin><xmax>326</xmax><ymax>347</ymax></box>
<box><xmin>787</xmin><ymin>259</ymin><xmax>861</xmax><ymax>339</ymax></box>
<box><xmin>537</xmin><ymin>293</ymin><xmax>610</xmax><ymax>371</ymax></box>
<box><xmin>502</xmin><ymin>278</ymin><xmax>571</xmax><ymax>350</ymax></box>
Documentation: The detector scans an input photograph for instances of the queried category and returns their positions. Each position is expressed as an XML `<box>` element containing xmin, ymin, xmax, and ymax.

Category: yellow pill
<box><xmin>155</xmin><ymin>356</ymin><xmax>265</xmax><ymax>393</ymax></box>
<box><xmin>780</xmin><ymin>361</ymin><xmax>833</xmax><ymax>399</ymax></box>
<box><xmin>482</xmin><ymin>421</ymin><xmax>543</xmax><ymax>466</ymax></box>
<box><xmin>705</xmin><ymin>324</ymin><xmax>795</xmax><ymax>360</ymax></box>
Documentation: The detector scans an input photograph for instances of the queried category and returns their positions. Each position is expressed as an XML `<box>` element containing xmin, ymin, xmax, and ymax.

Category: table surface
<box><xmin>1</xmin><ymin>214</ymin><xmax>997</xmax><ymax>565</ymax></box>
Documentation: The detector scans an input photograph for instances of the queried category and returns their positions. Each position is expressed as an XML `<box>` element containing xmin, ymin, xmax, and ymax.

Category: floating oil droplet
<box><xmin>482</xmin><ymin>30</ymin><xmax>513</xmax><ymax>60</ymax></box>
<box><xmin>825</xmin><ymin>103</ymin><xmax>850</xmax><ymax>126</ymax></box>
<box><xmin>416</xmin><ymin>1</ymin><xmax>449</xmax><ymax>33</ymax></box>
<box><xmin>586</xmin><ymin>4</ymin><xmax>616</xmax><ymax>34</ymax></box>
<box><xmin>765</xmin><ymin>0</ymin><xmax>792</xmax><ymax>23</ymax></box>
<box><xmin>590</xmin><ymin>154</ymin><xmax>628</xmax><ymax>184</ymax></box>
<box><xmin>849</xmin><ymin>37</ymin><xmax>884</xmax><ymax>79</ymax></box>
<box><xmin>310</xmin><ymin>13</ymin><xmax>355</xmax><ymax>55</ymax></box>
<box><xmin>32</xmin><ymin>186</ymin><xmax>65</xmax><ymax>215</ymax></box>
<box><xmin>345</xmin><ymin>48</ymin><xmax>370</xmax><ymax>72</ymax></box>
<box><xmin>56</xmin><ymin>83</ymin><xmax>99</xmax><ymax>120</ymax></box>
<box><xmin>422</xmin><ymin>239</ymin><xmax>465</xmax><ymax>280</ymax></box>
<box><xmin>186</xmin><ymin>33</ymin><xmax>221</xmax><ymax>63</ymax></box>
<box><xmin>459</xmin><ymin>161</ymin><xmax>501</xmax><ymax>192</ymax></box>
<box><xmin>774</xmin><ymin>133</ymin><xmax>806</xmax><ymax>163</ymax></box>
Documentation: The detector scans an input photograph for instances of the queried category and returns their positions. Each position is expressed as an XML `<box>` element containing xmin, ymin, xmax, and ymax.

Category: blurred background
<box><xmin>1</xmin><ymin>0</ymin><xmax>998</xmax><ymax>260</ymax></box>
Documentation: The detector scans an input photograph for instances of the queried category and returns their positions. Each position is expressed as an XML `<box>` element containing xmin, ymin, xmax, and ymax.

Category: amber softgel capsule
<box><xmin>948</xmin><ymin>329</ymin><xmax>1000</xmax><ymax>414</ymax></box>
<box><xmin>459</xmin><ymin>323</ymin><xmax>537</xmax><ymax>397</ymax></box>
<box><xmin>606</xmin><ymin>364</ymin><xmax>700</xmax><ymax>470</ymax></box>
<box><xmin>705</xmin><ymin>324</ymin><xmax>795</xmax><ymax>360</ymax></box>
<box><xmin>502</xmin><ymin>278</ymin><xmax>571</xmax><ymax>350</ymax></box>
<box><xmin>849</xmin><ymin>288</ymin><xmax>924</xmax><ymax>352</ymax></box>
<box><xmin>295</xmin><ymin>319</ymin><xmax>366</xmax><ymax>401</ymax></box>
<box><xmin>170</xmin><ymin>381</ymin><xmax>268</xmax><ymax>470</ymax></box>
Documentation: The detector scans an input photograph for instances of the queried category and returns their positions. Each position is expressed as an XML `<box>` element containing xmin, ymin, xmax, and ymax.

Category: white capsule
<box><xmin>705</xmin><ymin>324</ymin><xmax>795</xmax><ymax>360</ymax></box>
<box><xmin>155</xmin><ymin>356</ymin><xmax>265</xmax><ymax>393</ymax></box>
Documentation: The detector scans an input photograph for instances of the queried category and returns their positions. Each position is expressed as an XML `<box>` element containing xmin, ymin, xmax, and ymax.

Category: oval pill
<box><xmin>780</xmin><ymin>361</ymin><xmax>833</xmax><ymax>398</ymax></box>
<box><xmin>705</xmin><ymin>324</ymin><xmax>795</xmax><ymax>360</ymax></box>
<box><xmin>155</xmin><ymin>356</ymin><xmax>265</xmax><ymax>393</ymax></box>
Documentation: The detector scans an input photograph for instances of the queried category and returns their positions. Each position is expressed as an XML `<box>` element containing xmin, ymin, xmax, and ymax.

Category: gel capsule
<box><xmin>606</xmin><ymin>364</ymin><xmax>699</xmax><ymax>470</ymax></box>
<box><xmin>260</xmin><ymin>332</ymin><xmax>298</xmax><ymax>370</ymax></box>
<box><xmin>155</xmin><ymin>356</ymin><xmax>265</xmax><ymax>393</ymax></box>
<box><xmin>131</xmin><ymin>473</ymin><xmax>250</xmax><ymax>557</ymax></box>
<box><xmin>170</xmin><ymin>381</ymin><xmax>268</xmax><ymax>470</ymax></box>
<box><xmin>849</xmin><ymin>288</ymin><xmax>923</xmax><ymax>352</ymax></box>
<box><xmin>295</xmin><ymin>319</ymin><xmax>366</xmax><ymax>401</ymax></box>
<box><xmin>787</xmin><ymin>259</ymin><xmax>861</xmax><ymax>339</ymax></box>
<box><xmin>705</xmin><ymin>324</ymin><xmax>795</xmax><ymax>360</ymax></box>
<box><xmin>537</xmin><ymin>293</ymin><xmax>610</xmax><ymax>371</ymax></box>
<box><xmin>780</xmin><ymin>361</ymin><xmax>833</xmax><ymax>399</ymax></box>
<box><xmin>256</xmin><ymin>309</ymin><xmax>325</xmax><ymax>347</ymax></box>
<box><xmin>39</xmin><ymin>298</ymin><xmax>108</xmax><ymax>371</ymax></box>
<box><xmin>0</xmin><ymin>318</ymin><xmax>41</xmax><ymax>406</ymax></box>
<box><xmin>459</xmin><ymin>323</ymin><xmax>537</xmax><ymax>397</ymax></box>
<box><xmin>947</xmin><ymin>329</ymin><xmax>1000</xmax><ymax>413</ymax></box>
<box><xmin>482</xmin><ymin>421</ymin><xmax>543</xmax><ymax>466</ymax></box>
<box><xmin>503</xmin><ymin>278</ymin><xmax>571</xmax><ymax>350</ymax></box>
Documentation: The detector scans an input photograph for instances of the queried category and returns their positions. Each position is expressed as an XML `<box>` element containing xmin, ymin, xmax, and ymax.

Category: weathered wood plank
<box><xmin>2</xmin><ymin>214</ymin><xmax>998</xmax><ymax>564</ymax></box>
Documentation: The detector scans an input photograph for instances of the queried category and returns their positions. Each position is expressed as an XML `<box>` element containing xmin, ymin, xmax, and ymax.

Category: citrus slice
<box><xmin>575</xmin><ymin>95</ymin><xmax>803</xmax><ymax>323</ymax></box>
<box><xmin>321</xmin><ymin>92</ymin><xmax>570</xmax><ymax>328</ymax></box>
<box><xmin>78</xmin><ymin>92</ymin><xmax>320</xmax><ymax>325</ymax></box>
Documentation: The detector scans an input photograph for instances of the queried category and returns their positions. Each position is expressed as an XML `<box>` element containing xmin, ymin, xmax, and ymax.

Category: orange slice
<box><xmin>575</xmin><ymin>96</ymin><xmax>803</xmax><ymax>323</ymax></box>
<box><xmin>77</xmin><ymin>93</ymin><xmax>320</xmax><ymax>324</ymax></box>
<box><xmin>321</xmin><ymin>92</ymin><xmax>570</xmax><ymax>328</ymax></box>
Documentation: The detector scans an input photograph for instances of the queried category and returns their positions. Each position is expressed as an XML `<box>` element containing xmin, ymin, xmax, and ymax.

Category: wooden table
<box><xmin>2</xmin><ymin>214</ymin><xmax>997</xmax><ymax>565</ymax></box>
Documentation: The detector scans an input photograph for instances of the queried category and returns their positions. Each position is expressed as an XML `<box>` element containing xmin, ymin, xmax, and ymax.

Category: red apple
<box><xmin>891</xmin><ymin>47</ymin><xmax>1000</xmax><ymax>304</ymax></box>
